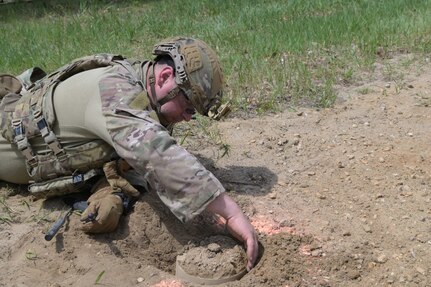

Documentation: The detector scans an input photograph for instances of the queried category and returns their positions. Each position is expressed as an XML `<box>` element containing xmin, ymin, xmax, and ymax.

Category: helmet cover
<box><xmin>153</xmin><ymin>37</ymin><xmax>226</xmax><ymax>118</ymax></box>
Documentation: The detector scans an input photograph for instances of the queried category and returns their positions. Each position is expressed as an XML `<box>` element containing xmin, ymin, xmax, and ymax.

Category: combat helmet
<box><xmin>150</xmin><ymin>37</ymin><xmax>229</xmax><ymax>120</ymax></box>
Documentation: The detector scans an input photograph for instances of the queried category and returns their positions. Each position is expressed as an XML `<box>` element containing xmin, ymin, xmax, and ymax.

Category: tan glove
<box><xmin>80</xmin><ymin>179</ymin><xmax>123</xmax><ymax>234</ymax></box>
<box><xmin>103</xmin><ymin>159</ymin><xmax>140</xmax><ymax>198</ymax></box>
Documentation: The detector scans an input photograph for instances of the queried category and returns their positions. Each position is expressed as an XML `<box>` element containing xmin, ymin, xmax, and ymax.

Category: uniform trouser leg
<box><xmin>0</xmin><ymin>134</ymin><xmax>31</xmax><ymax>184</ymax></box>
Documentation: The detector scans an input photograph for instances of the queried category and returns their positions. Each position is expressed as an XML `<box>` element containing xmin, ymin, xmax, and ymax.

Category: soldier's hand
<box><xmin>225</xmin><ymin>212</ymin><xmax>259</xmax><ymax>271</ymax></box>
<box><xmin>80</xmin><ymin>185</ymin><xmax>123</xmax><ymax>234</ymax></box>
<box><xmin>205</xmin><ymin>193</ymin><xmax>259</xmax><ymax>271</ymax></box>
<box><xmin>103</xmin><ymin>159</ymin><xmax>140</xmax><ymax>197</ymax></box>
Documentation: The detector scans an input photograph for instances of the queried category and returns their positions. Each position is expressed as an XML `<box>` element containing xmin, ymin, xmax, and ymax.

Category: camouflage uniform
<box><xmin>0</xmin><ymin>57</ymin><xmax>224</xmax><ymax>223</ymax></box>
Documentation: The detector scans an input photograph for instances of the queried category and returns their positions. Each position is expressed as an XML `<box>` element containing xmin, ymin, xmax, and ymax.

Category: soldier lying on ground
<box><xmin>0</xmin><ymin>37</ymin><xmax>258</xmax><ymax>270</ymax></box>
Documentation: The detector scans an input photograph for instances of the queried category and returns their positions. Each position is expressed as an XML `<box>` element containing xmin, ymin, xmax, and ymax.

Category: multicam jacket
<box><xmin>0</xmin><ymin>54</ymin><xmax>224</xmax><ymax>223</ymax></box>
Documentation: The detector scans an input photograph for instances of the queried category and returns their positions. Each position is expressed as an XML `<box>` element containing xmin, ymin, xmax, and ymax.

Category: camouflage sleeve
<box><xmin>97</xmin><ymin>64</ymin><xmax>224</xmax><ymax>222</ymax></box>
<box><xmin>104</xmin><ymin>108</ymin><xmax>224</xmax><ymax>222</ymax></box>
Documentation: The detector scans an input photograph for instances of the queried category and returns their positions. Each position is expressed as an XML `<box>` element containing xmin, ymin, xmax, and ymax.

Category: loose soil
<box><xmin>1</xmin><ymin>54</ymin><xmax>431</xmax><ymax>287</ymax></box>
<box><xmin>176</xmin><ymin>235</ymin><xmax>247</xmax><ymax>281</ymax></box>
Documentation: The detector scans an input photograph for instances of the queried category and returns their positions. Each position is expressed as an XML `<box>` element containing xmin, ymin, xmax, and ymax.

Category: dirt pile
<box><xmin>176</xmin><ymin>235</ymin><xmax>247</xmax><ymax>283</ymax></box>
<box><xmin>1</xmin><ymin>55</ymin><xmax>431</xmax><ymax>286</ymax></box>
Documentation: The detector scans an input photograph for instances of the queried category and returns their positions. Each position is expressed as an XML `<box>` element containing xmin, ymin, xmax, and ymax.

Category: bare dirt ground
<box><xmin>1</xmin><ymin>54</ymin><xmax>431</xmax><ymax>287</ymax></box>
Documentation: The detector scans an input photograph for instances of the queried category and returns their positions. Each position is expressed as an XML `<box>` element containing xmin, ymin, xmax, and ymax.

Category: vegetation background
<box><xmin>1</xmin><ymin>0</ymin><xmax>430</xmax><ymax>113</ymax></box>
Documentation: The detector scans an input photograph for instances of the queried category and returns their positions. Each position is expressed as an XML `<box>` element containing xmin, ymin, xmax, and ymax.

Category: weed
<box><xmin>194</xmin><ymin>116</ymin><xmax>231</xmax><ymax>160</ymax></box>
<box><xmin>179</xmin><ymin>130</ymin><xmax>191</xmax><ymax>146</ymax></box>
<box><xmin>0</xmin><ymin>195</ymin><xmax>16</xmax><ymax>223</ymax></box>
<box><xmin>95</xmin><ymin>270</ymin><xmax>105</xmax><ymax>285</ymax></box>
<box><xmin>21</xmin><ymin>199</ymin><xmax>31</xmax><ymax>210</ymax></box>
<box><xmin>218</xmin><ymin>144</ymin><xmax>231</xmax><ymax>158</ymax></box>
<box><xmin>0</xmin><ymin>196</ymin><xmax>13</xmax><ymax>213</ymax></box>
<box><xmin>28</xmin><ymin>204</ymin><xmax>56</xmax><ymax>226</ymax></box>
<box><xmin>25</xmin><ymin>249</ymin><xmax>38</xmax><ymax>261</ymax></box>
<box><xmin>358</xmin><ymin>87</ymin><xmax>373</xmax><ymax>95</ymax></box>
<box><xmin>0</xmin><ymin>215</ymin><xmax>13</xmax><ymax>225</ymax></box>
<box><xmin>242</xmin><ymin>151</ymin><xmax>252</xmax><ymax>158</ymax></box>
<box><xmin>342</xmin><ymin>68</ymin><xmax>354</xmax><ymax>84</ymax></box>
<box><xmin>177</xmin><ymin>116</ymin><xmax>231</xmax><ymax>160</ymax></box>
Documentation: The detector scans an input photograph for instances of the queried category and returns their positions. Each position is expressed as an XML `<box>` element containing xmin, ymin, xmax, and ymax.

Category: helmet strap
<box><xmin>147</xmin><ymin>63</ymin><xmax>160</xmax><ymax>112</ymax></box>
<box><xmin>158</xmin><ymin>86</ymin><xmax>181</xmax><ymax>106</ymax></box>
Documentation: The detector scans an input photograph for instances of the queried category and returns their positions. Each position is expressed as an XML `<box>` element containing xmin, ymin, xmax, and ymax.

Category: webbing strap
<box><xmin>158</xmin><ymin>86</ymin><xmax>181</xmax><ymax>106</ymax></box>
<box><xmin>148</xmin><ymin>64</ymin><xmax>160</xmax><ymax>113</ymax></box>
<box><xmin>34</xmin><ymin>109</ymin><xmax>66</xmax><ymax>161</ymax></box>
<box><xmin>12</xmin><ymin>119</ymin><xmax>37</xmax><ymax>167</ymax></box>
<box><xmin>147</xmin><ymin>66</ymin><xmax>173</xmax><ymax>127</ymax></box>
<box><xmin>28</xmin><ymin>168</ymin><xmax>102</xmax><ymax>199</ymax></box>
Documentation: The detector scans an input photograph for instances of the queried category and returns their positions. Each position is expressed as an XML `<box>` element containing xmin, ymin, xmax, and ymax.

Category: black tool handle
<box><xmin>44</xmin><ymin>208</ymin><xmax>72</xmax><ymax>241</ymax></box>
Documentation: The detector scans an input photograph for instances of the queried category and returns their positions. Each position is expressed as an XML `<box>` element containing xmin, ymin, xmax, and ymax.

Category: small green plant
<box><xmin>179</xmin><ymin>129</ymin><xmax>191</xmax><ymax>145</ymax></box>
<box><xmin>342</xmin><ymin>68</ymin><xmax>354</xmax><ymax>84</ymax></box>
<box><xmin>95</xmin><ymin>270</ymin><xmax>105</xmax><ymax>285</ymax></box>
<box><xmin>394</xmin><ymin>78</ymin><xmax>405</xmax><ymax>94</ymax></box>
<box><xmin>218</xmin><ymin>143</ymin><xmax>231</xmax><ymax>158</ymax></box>
<box><xmin>194</xmin><ymin>116</ymin><xmax>231</xmax><ymax>160</ymax></box>
<box><xmin>358</xmin><ymin>87</ymin><xmax>373</xmax><ymax>95</ymax></box>
<box><xmin>177</xmin><ymin>116</ymin><xmax>231</xmax><ymax>160</ymax></box>
<box><xmin>21</xmin><ymin>199</ymin><xmax>31</xmax><ymax>210</ymax></box>
<box><xmin>0</xmin><ymin>196</ymin><xmax>11</xmax><ymax>213</ymax></box>
<box><xmin>0</xmin><ymin>215</ymin><xmax>13</xmax><ymax>225</ymax></box>
<box><xmin>0</xmin><ymin>195</ymin><xmax>16</xmax><ymax>223</ymax></box>
<box><xmin>242</xmin><ymin>150</ymin><xmax>252</xmax><ymax>158</ymax></box>
<box><xmin>25</xmin><ymin>249</ymin><xmax>38</xmax><ymax>261</ymax></box>
<box><xmin>29</xmin><ymin>204</ymin><xmax>56</xmax><ymax>225</ymax></box>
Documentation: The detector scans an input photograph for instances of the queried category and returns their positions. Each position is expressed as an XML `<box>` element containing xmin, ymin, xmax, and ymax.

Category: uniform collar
<box><xmin>137</xmin><ymin>60</ymin><xmax>151</xmax><ymax>91</ymax></box>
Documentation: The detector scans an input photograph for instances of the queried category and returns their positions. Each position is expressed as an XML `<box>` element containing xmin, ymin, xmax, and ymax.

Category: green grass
<box><xmin>0</xmin><ymin>194</ymin><xmax>16</xmax><ymax>224</ymax></box>
<box><xmin>1</xmin><ymin>0</ymin><xmax>430</xmax><ymax>113</ymax></box>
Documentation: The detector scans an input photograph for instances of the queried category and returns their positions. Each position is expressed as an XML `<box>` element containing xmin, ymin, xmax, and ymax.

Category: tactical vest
<box><xmin>0</xmin><ymin>54</ymin><xmax>149</xmax><ymax>199</ymax></box>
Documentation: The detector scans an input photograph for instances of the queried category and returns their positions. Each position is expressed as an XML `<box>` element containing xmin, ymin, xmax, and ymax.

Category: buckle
<box><xmin>44</xmin><ymin>131</ymin><xmax>56</xmax><ymax>144</ymax></box>
<box><xmin>72</xmin><ymin>173</ymin><xmax>84</xmax><ymax>184</ymax></box>
<box><xmin>19</xmin><ymin>145</ymin><xmax>37</xmax><ymax>167</ymax></box>
<box><xmin>56</xmin><ymin>151</ymin><xmax>68</xmax><ymax>162</ymax></box>
<box><xmin>12</xmin><ymin>119</ymin><xmax>24</xmax><ymax>135</ymax></box>
<box><xmin>16</xmin><ymin>136</ymin><xmax>29</xmax><ymax>151</ymax></box>
<box><xmin>208</xmin><ymin>102</ymin><xmax>231</xmax><ymax>120</ymax></box>
<box><xmin>27</xmin><ymin>157</ymin><xmax>38</xmax><ymax>168</ymax></box>
<box><xmin>36</xmin><ymin>117</ymin><xmax>49</xmax><ymax>136</ymax></box>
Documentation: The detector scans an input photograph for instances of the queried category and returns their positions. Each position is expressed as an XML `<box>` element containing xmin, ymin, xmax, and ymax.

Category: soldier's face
<box><xmin>160</xmin><ymin>88</ymin><xmax>195</xmax><ymax>123</ymax></box>
<box><xmin>155</xmin><ymin>66</ymin><xmax>195</xmax><ymax>123</ymax></box>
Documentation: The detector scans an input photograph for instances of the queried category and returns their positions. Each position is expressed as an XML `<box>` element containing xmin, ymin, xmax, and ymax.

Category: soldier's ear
<box><xmin>157</xmin><ymin>66</ymin><xmax>174</xmax><ymax>87</ymax></box>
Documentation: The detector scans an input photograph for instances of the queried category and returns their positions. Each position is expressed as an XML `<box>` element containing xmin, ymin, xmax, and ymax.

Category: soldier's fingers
<box><xmin>80</xmin><ymin>217</ymin><xmax>117</xmax><ymax>233</ymax></box>
<box><xmin>80</xmin><ymin>202</ymin><xmax>98</xmax><ymax>222</ymax></box>
<box><xmin>81</xmin><ymin>221</ymin><xmax>104</xmax><ymax>233</ymax></box>
<box><xmin>120</xmin><ymin>181</ymin><xmax>140</xmax><ymax>197</ymax></box>
<box><xmin>95</xmin><ymin>196</ymin><xmax>122</xmax><ymax>223</ymax></box>
<box><xmin>245</xmin><ymin>232</ymin><xmax>259</xmax><ymax>271</ymax></box>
